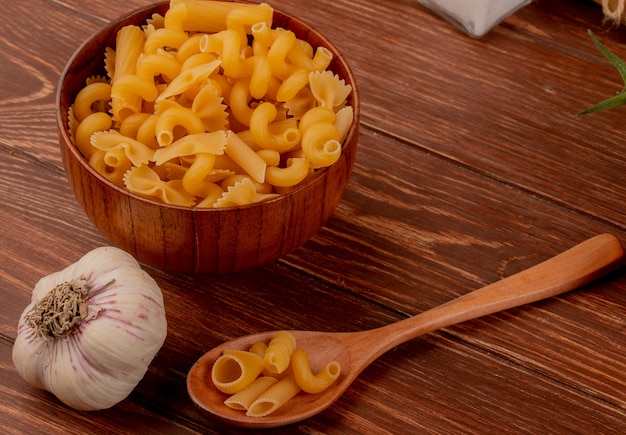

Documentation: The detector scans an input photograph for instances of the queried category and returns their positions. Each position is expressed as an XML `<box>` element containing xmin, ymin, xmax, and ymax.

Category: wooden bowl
<box><xmin>56</xmin><ymin>1</ymin><xmax>359</xmax><ymax>274</ymax></box>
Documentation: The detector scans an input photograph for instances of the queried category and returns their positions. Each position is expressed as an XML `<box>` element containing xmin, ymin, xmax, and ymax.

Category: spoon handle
<box><xmin>361</xmin><ymin>233</ymin><xmax>624</xmax><ymax>362</ymax></box>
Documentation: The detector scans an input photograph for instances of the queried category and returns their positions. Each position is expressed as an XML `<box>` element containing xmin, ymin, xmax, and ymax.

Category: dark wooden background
<box><xmin>2</xmin><ymin>0</ymin><xmax>626</xmax><ymax>433</ymax></box>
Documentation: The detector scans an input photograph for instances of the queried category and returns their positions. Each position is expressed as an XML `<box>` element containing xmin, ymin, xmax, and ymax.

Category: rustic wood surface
<box><xmin>2</xmin><ymin>0</ymin><xmax>626</xmax><ymax>433</ymax></box>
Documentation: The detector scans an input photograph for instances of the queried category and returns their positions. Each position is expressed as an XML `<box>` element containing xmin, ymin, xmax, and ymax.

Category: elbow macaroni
<box><xmin>68</xmin><ymin>0</ymin><xmax>353</xmax><ymax>208</ymax></box>
<box><xmin>213</xmin><ymin>331</ymin><xmax>341</xmax><ymax>417</ymax></box>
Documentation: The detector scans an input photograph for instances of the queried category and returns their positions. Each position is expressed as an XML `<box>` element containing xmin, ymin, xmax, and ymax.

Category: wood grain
<box><xmin>2</xmin><ymin>0</ymin><xmax>626</xmax><ymax>433</ymax></box>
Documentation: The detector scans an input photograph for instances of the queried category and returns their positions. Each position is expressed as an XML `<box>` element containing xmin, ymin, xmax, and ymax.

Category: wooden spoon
<box><xmin>187</xmin><ymin>233</ymin><xmax>624</xmax><ymax>428</ymax></box>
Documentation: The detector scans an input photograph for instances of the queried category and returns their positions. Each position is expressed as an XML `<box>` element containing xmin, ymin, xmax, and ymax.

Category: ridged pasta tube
<box><xmin>153</xmin><ymin>131</ymin><xmax>227</xmax><ymax>166</ymax></box>
<box><xmin>224</xmin><ymin>376</ymin><xmax>278</xmax><ymax>411</ymax></box>
<box><xmin>211</xmin><ymin>350</ymin><xmax>265</xmax><ymax>395</ymax></box>
<box><xmin>246</xmin><ymin>373</ymin><xmax>301</xmax><ymax>417</ymax></box>
<box><xmin>110</xmin><ymin>25</ymin><xmax>144</xmax><ymax>121</ymax></box>
<box><xmin>224</xmin><ymin>130</ymin><xmax>267</xmax><ymax>184</ymax></box>
<box><xmin>155</xmin><ymin>59</ymin><xmax>221</xmax><ymax>102</ymax></box>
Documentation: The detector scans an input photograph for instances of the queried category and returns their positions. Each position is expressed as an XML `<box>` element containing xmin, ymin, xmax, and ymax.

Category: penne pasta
<box><xmin>156</xmin><ymin>59</ymin><xmax>221</xmax><ymax>102</ymax></box>
<box><xmin>112</xmin><ymin>25</ymin><xmax>144</xmax><ymax>80</ymax></box>
<box><xmin>153</xmin><ymin>131</ymin><xmax>226</xmax><ymax>165</ymax></box>
<box><xmin>170</xmin><ymin>0</ymin><xmax>265</xmax><ymax>34</ymax></box>
<box><xmin>110</xmin><ymin>25</ymin><xmax>145</xmax><ymax>121</ymax></box>
<box><xmin>224</xmin><ymin>130</ymin><xmax>267</xmax><ymax>184</ymax></box>
<box><xmin>246</xmin><ymin>373</ymin><xmax>301</xmax><ymax>417</ymax></box>
<box><xmin>180</xmin><ymin>52</ymin><xmax>218</xmax><ymax>71</ymax></box>
<box><xmin>334</xmin><ymin>105</ymin><xmax>354</xmax><ymax>143</ymax></box>
<box><xmin>224</xmin><ymin>376</ymin><xmax>278</xmax><ymax>411</ymax></box>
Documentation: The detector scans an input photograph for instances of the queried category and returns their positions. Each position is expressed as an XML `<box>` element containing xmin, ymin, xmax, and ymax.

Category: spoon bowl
<box><xmin>187</xmin><ymin>233</ymin><xmax>624</xmax><ymax>428</ymax></box>
<box><xmin>187</xmin><ymin>330</ymin><xmax>353</xmax><ymax>428</ymax></box>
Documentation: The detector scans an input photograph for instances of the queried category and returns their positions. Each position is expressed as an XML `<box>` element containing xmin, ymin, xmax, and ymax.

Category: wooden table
<box><xmin>3</xmin><ymin>0</ymin><xmax>626</xmax><ymax>433</ymax></box>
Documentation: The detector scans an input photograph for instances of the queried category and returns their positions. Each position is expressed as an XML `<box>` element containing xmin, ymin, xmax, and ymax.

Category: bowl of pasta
<box><xmin>56</xmin><ymin>0</ymin><xmax>359</xmax><ymax>273</ymax></box>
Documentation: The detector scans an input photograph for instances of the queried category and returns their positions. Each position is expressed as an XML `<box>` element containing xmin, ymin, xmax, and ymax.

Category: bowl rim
<box><xmin>55</xmin><ymin>0</ymin><xmax>360</xmax><ymax>213</ymax></box>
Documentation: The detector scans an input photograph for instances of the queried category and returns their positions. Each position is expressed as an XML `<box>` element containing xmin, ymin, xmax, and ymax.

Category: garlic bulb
<box><xmin>12</xmin><ymin>246</ymin><xmax>168</xmax><ymax>411</ymax></box>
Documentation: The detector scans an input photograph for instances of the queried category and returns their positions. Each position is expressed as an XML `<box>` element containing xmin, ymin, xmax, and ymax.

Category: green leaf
<box><xmin>578</xmin><ymin>30</ymin><xmax>626</xmax><ymax>115</ymax></box>
<box><xmin>587</xmin><ymin>29</ymin><xmax>626</xmax><ymax>91</ymax></box>
<box><xmin>577</xmin><ymin>92</ymin><xmax>626</xmax><ymax>115</ymax></box>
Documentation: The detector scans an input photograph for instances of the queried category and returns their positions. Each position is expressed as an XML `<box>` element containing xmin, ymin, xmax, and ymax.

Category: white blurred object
<box><xmin>418</xmin><ymin>0</ymin><xmax>532</xmax><ymax>38</ymax></box>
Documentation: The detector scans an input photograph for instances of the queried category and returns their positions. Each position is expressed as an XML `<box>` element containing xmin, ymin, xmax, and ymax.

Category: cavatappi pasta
<box><xmin>68</xmin><ymin>0</ymin><xmax>353</xmax><ymax>208</ymax></box>
<box><xmin>211</xmin><ymin>331</ymin><xmax>341</xmax><ymax>417</ymax></box>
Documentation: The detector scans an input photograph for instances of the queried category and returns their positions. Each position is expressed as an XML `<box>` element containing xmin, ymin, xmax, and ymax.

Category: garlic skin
<box><xmin>12</xmin><ymin>246</ymin><xmax>168</xmax><ymax>411</ymax></box>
